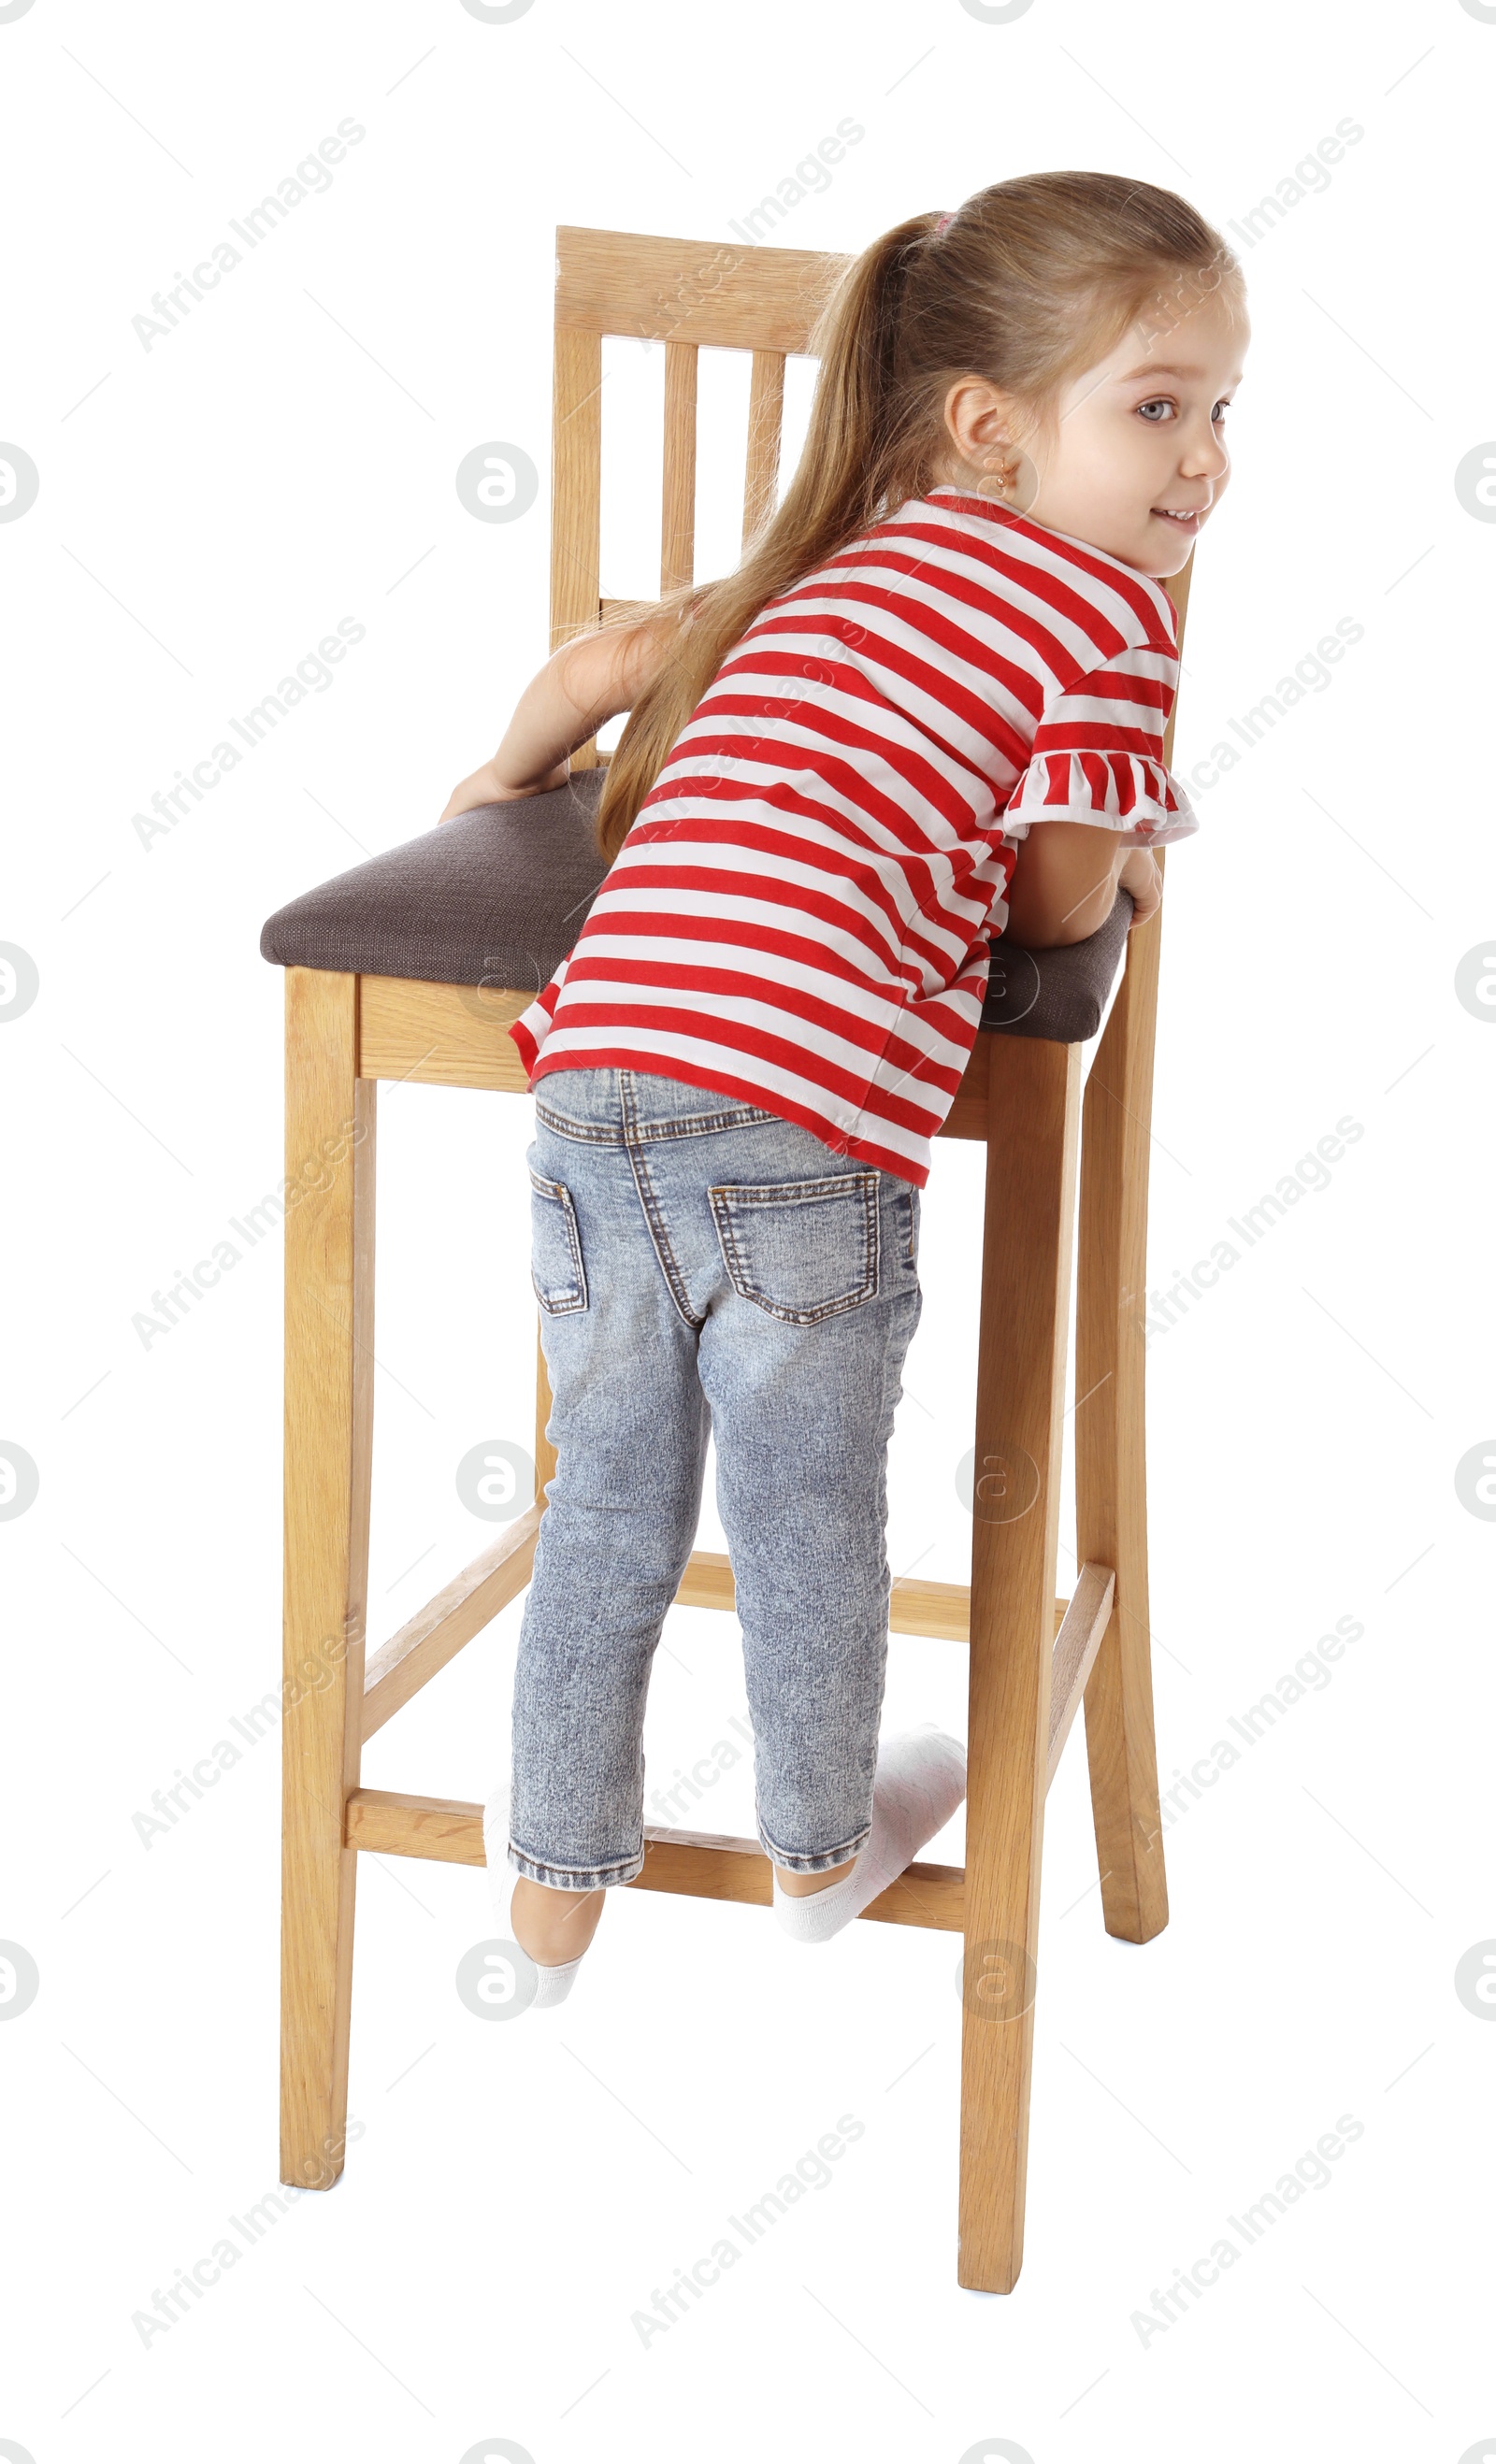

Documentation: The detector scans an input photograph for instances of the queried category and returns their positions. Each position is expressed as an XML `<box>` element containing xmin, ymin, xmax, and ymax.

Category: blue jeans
<box><xmin>506</xmin><ymin>1066</ymin><xmax>923</xmax><ymax>1890</ymax></box>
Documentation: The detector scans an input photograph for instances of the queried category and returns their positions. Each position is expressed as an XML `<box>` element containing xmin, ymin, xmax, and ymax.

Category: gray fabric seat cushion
<box><xmin>260</xmin><ymin>766</ymin><xmax>1130</xmax><ymax>1043</ymax></box>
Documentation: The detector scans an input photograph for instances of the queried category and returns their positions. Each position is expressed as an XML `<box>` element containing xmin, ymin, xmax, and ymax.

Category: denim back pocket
<box><xmin>528</xmin><ymin>1168</ymin><xmax>588</xmax><ymax>1314</ymax></box>
<box><xmin>708</xmin><ymin>1172</ymin><xmax>880</xmax><ymax>1325</ymax></box>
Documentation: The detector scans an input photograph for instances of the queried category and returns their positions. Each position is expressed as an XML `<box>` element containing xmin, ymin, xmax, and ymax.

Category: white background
<box><xmin>2</xmin><ymin>1</ymin><xmax>1492</xmax><ymax>2457</ymax></box>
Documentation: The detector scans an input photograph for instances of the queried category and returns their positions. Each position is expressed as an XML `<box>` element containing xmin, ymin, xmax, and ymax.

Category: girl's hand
<box><xmin>1118</xmin><ymin>847</ymin><xmax>1163</xmax><ymax>931</ymax></box>
<box><xmin>439</xmin><ymin>756</ymin><xmax>569</xmax><ymax>824</ymax></box>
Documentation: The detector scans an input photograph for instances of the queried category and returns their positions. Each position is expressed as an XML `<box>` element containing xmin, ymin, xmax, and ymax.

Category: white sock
<box><xmin>482</xmin><ymin>1779</ymin><xmax>592</xmax><ymax>2008</ymax></box>
<box><xmin>771</xmin><ymin>1725</ymin><xmax>967</xmax><ymax>1945</ymax></box>
<box><xmin>526</xmin><ymin>1950</ymin><xmax>584</xmax><ymax>2009</ymax></box>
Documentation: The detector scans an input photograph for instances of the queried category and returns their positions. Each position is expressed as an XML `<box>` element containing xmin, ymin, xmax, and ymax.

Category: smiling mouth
<box><xmin>1152</xmin><ymin>506</ymin><xmax>1206</xmax><ymax>523</ymax></box>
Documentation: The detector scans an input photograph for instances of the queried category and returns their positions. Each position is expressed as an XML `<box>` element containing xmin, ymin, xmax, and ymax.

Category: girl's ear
<box><xmin>940</xmin><ymin>375</ymin><xmax>1026</xmax><ymax>468</ymax></box>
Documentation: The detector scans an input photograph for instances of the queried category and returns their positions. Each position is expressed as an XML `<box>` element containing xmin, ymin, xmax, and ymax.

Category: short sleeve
<box><xmin>1002</xmin><ymin>640</ymin><xmax>1199</xmax><ymax>848</ymax></box>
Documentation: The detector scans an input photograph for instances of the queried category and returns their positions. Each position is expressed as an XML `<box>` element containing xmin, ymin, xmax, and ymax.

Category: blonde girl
<box><xmin>440</xmin><ymin>171</ymin><xmax>1249</xmax><ymax>2003</ymax></box>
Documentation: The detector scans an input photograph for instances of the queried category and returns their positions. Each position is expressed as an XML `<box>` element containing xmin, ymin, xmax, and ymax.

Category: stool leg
<box><xmin>1076</xmin><ymin>965</ymin><xmax>1169</xmax><ymax>1945</ymax></box>
<box><xmin>958</xmin><ymin>1037</ymin><xmax>1083</xmax><ymax>2294</ymax></box>
<box><xmin>280</xmin><ymin>969</ymin><xmax>376</xmax><ymax>2193</ymax></box>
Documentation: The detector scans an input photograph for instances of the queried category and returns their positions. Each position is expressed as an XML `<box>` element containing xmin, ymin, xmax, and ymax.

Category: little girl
<box><xmin>443</xmin><ymin>170</ymin><xmax>1248</xmax><ymax>2004</ymax></box>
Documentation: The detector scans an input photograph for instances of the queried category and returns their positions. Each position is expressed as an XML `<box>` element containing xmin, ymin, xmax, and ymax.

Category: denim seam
<box><xmin>534</xmin><ymin>1107</ymin><xmax>626</xmax><ymax>1147</ymax></box>
<box><xmin>755</xmin><ymin>1278</ymin><xmax>915</xmax><ymax>1871</ymax></box>
<box><xmin>629</xmin><ymin>1106</ymin><xmax>782</xmax><ymax>1142</ymax></box>
<box><xmin>873</xmin><ymin>1281</ymin><xmax>918</xmax><ymax>1612</ymax></box>
<box><xmin>758</xmin><ymin>1816</ymin><xmax>874</xmax><ymax>1873</ymax></box>
<box><xmin>526</xmin><ymin>1168</ymin><xmax>589</xmax><ymax>1313</ymax></box>
<box><xmin>508</xmin><ymin>1841</ymin><xmax>644</xmax><ymax>1888</ymax></box>
<box><xmin>712</xmin><ymin>1171</ymin><xmax>880</xmax><ymax>1204</ymax></box>
<box><xmin>617</xmin><ymin>1067</ymin><xmax>780</xmax><ymax>1143</ymax></box>
<box><xmin>618</xmin><ymin>1076</ymin><xmax>706</xmax><ymax>1331</ymax></box>
<box><xmin>708</xmin><ymin>1174</ymin><xmax>881</xmax><ymax>1325</ymax></box>
<box><xmin>856</xmin><ymin>1281</ymin><xmax>916</xmax><ymax>1800</ymax></box>
<box><xmin>537</xmin><ymin>1091</ymin><xmax>782</xmax><ymax>1146</ymax></box>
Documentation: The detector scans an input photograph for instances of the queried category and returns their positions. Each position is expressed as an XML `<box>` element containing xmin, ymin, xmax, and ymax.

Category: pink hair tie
<box><xmin>935</xmin><ymin>211</ymin><xmax>955</xmax><ymax>235</ymax></box>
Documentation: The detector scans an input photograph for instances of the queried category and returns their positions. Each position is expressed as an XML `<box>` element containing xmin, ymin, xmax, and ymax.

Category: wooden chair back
<box><xmin>550</xmin><ymin>223</ymin><xmax>850</xmax><ymax>757</ymax></box>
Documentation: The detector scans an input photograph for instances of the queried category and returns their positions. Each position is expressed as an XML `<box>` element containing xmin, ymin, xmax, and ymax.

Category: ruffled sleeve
<box><xmin>1002</xmin><ymin>641</ymin><xmax>1200</xmax><ymax>848</ymax></box>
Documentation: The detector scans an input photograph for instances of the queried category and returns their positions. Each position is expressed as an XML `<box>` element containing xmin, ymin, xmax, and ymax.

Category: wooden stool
<box><xmin>262</xmin><ymin>225</ymin><xmax>1186</xmax><ymax>2293</ymax></box>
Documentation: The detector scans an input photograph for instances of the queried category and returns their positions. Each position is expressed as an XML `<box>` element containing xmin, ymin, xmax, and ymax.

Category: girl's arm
<box><xmin>439</xmin><ymin>612</ymin><xmax>676</xmax><ymax>822</ymax></box>
<box><xmin>1001</xmin><ymin>824</ymin><xmax>1162</xmax><ymax>946</ymax></box>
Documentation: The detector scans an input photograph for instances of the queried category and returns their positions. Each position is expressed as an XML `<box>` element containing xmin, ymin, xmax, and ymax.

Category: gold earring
<box><xmin>978</xmin><ymin>453</ymin><xmax>1018</xmax><ymax>500</ymax></box>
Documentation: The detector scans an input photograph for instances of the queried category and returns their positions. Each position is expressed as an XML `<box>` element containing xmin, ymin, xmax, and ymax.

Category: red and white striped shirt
<box><xmin>509</xmin><ymin>484</ymin><xmax>1197</xmax><ymax>1187</ymax></box>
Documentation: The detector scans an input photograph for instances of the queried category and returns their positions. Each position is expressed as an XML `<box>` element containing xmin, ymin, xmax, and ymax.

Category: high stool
<box><xmin>261</xmin><ymin>224</ymin><xmax>1187</xmax><ymax>2293</ymax></box>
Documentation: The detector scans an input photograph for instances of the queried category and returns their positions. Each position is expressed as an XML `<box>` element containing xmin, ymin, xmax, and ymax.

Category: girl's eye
<box><xmin>1136</xmin><ymin>395</ymin><xmax>1232</xmax><ymax>425</ymax></box>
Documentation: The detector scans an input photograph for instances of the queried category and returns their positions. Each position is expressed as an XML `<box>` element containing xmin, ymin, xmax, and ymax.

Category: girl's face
<box><xmin>942</xmin><ymin>283</ymin><xmax>1248</xmax><ymax>580</ymax></box>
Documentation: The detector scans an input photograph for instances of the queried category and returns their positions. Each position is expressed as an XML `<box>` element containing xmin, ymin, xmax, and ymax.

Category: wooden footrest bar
<box><xmin>1045</xmin><ymin>1562</ymin><xmax>1115</xmax><ymax>1789</ymax></box>
<box><xmin>676</xmin><ymin>1548</ymin><xmax>1069</xmax><ymax>1645</ymax></box>
<box><xmin>355</xmin><ymin>1519</ymin><xmax>1111</xmax><ymax>1830</ymax></box>
<box><xmin>345</xmin><ymin>1787</ymin><xmax>965</xmax><ymax>1930</ymax></box>
<box><xmin>361</xmin><ymin>1507</ymin><xmax>543</xmax><ymax>1741</ymax></box>
<box><xmin>358</xmin><ymin>1529</ymin><xmax>1075</xmax><ymax>1744</ymax></box>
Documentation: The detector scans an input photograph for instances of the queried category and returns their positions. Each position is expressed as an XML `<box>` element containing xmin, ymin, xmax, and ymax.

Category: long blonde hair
<box><xmin>588</xmin><ymin>170</ymin><xmax>1244</xmax><ymax>865</ymax></box>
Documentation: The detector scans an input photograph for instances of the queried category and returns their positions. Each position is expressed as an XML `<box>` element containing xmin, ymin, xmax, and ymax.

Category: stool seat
<box><xmin>260</xmin><ymin>766</ymin><xmax>1132</xmax><ymax>1042</ymax></box>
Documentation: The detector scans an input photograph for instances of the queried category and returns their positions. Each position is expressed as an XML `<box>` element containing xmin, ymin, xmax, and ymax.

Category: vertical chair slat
<box><xmin>661</xmin><ymin>338</ymin><xmax>698</xmax><ymax>595</ymax></box>
<box><xmin>551</xmin><ymin>323</ymin><xmax>604</xmax><ymax>764</ymax></box>
<box><xmin>742</xmin><ymin>348</ymin><xmax>785</xmax><ymax>548</ymax></box>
